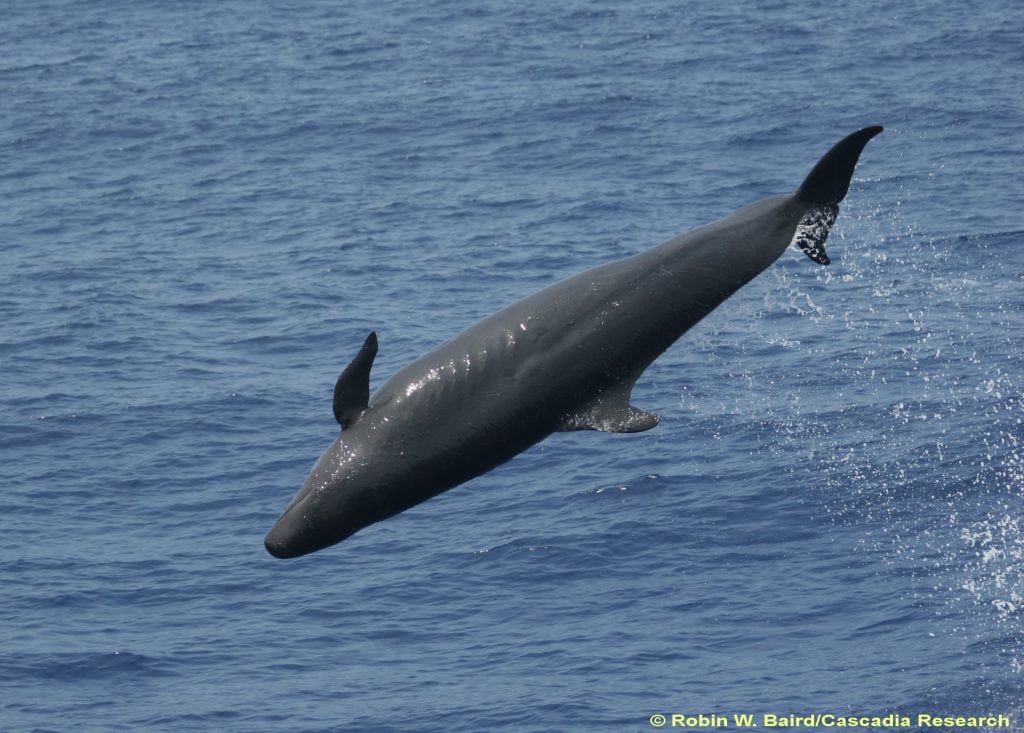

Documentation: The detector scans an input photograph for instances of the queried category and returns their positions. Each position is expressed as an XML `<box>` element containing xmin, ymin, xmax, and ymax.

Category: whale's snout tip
<box><xmin>264</xmin><ymin>526</ymin><xmax>302</xmax><ymax>559</ymax></box>
<box><xmin>264</xmin><ymin>515</ymin><xmax>346</xmax><ymax>559</ymax></box>
<box><xmin>264</xmin><ymin>535</ymin><xmax>289</xmax><ymax>559</ymax></box>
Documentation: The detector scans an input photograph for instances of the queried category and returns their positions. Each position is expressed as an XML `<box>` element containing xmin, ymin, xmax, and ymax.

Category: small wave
<box><xmin>0</xmin><ymin>650</ymin><xmax>177</xmax><ymax>684</ymax></box>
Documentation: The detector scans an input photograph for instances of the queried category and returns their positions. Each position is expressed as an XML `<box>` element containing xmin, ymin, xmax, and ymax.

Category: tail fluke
<box><xmin>792</xmin><ymin>126</ymin><xmax>882</xmax><ymax>265</ymax></box>
<box><xmin>796</xmin><ymin>126</ymin><xmax>883</xmax><ymax>206</ymax></box>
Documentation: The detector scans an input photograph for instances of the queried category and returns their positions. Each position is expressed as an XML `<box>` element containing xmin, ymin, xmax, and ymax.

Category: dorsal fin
<box><xmin>333</xmin><ymin>332</ymin><xmax>378</xmax><ymax>429</ymax></box>
<box><xmin>796</xmin><ymin>126</ymin><xmax>883</xmax><ymax>205</ymax></box>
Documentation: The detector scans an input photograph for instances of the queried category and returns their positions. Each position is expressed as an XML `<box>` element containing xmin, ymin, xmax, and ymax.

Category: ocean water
<box><xmin>2</xmin><ymin>1</ymin><xmax>1022</xmax><ymax>731</ymax></box>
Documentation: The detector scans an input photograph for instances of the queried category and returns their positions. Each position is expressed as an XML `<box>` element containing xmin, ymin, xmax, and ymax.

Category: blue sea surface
<box><xmin>2</xmin><ymin>1</ymin><xmax>1022</xmax><ymax>731</ymax></box>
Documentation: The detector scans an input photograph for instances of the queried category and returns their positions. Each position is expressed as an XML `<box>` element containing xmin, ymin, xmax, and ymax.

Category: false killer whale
<box><xmin>265</xmin><ymin>126</ymin><xmax>883</xmax><ymax>558</ymax></box>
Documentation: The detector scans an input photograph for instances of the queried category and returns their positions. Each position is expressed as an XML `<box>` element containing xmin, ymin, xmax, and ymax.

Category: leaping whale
<box><xmin>265</xmin><ymin>126</ymin><xmax>884</xmax><ymax>558</ymax></box>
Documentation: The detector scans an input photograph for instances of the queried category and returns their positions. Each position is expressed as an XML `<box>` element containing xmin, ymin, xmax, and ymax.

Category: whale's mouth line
<box><xmin>265</xmin><ymin>495</ymin><xmax>365</xmax><ymax>558</ymax></box>
<box><xmin>792</xmin><ymin>203</ymin><xmax>839</xmax><ymax>266</ymax></box>
<box><xmin>264</xmin><ymin>535</ymin><xmax>300</xmax><ymax>559</ymax></box>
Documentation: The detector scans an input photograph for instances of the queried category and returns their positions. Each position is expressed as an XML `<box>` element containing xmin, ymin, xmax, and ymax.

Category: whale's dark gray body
<box><xmin>265</xmin><ymin>126</ymin><xmax>883</xmax><ymax>558</ymax></box>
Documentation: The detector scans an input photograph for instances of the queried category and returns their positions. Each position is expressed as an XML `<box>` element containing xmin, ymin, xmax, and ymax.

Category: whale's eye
<box><xmin>792</xmin><ymin>204</ymin><xmax>838</xmax><ymax>266</ymax></box>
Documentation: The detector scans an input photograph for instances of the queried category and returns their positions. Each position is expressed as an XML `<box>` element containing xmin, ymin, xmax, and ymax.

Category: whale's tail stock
<box><xmin>792</xmin><ymin>126</ymin><xmax>883</xmax><ymax>265</ymax></box>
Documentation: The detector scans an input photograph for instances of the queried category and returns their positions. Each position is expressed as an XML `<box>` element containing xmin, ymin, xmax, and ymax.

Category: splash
<box><xmin>720</xmin><ymin>181</ymin><xmax>1024</xmax><ymax>701</ymax></box>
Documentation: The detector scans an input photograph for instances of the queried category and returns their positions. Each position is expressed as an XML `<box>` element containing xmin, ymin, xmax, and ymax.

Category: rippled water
<box><xmin>2</xmin><ymin>1</ymin><xmax>1022</xmax><ymax>731</ymax></box>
